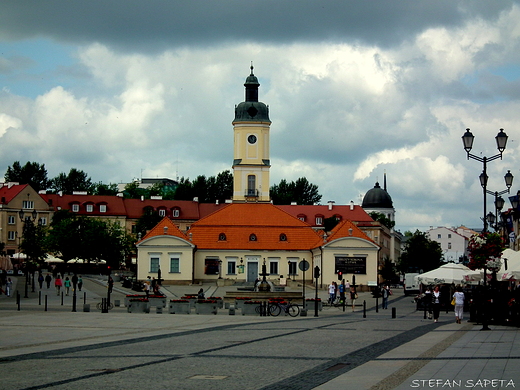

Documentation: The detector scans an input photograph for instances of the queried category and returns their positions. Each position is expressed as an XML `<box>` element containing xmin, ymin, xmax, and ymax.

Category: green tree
<box><xmin>397</xmin><ymin>230</ymin><xmax>443</xmax><ymax>274</ymax></box>
<box><xmin>173</xmin><ymin>177</ymin><xmax>194</xmax><ymax>200</ymax></box>
<box><xmin>93</xmin><ymin>182</ymin><xmax>119</xmax><ymax>196</ymax></box>
<box><xmin>50</xmin><ymin>168</ymin><xmax>94</xmax><ymax>194</ymax></box>
<box><xmin>368</xmin><ymin>212</ymin><xmax>395</xmax><ymax>230</ymax></box>
<box><xmin>379</xmin><ymin>256</ymin><xmax>398</xmax><ymax>284</ymax></box>
<box><xmin>270</xmin><ymin>177</ymin><xmax>322</xmax><ymax>205</ymax></box>
<box><xmin>135</xmin><ymin>211</ymin><xmax>163</xmax><ymax>238</ymax></box>
<box><xmin>5</xmin><ymin>161</ymin><xmax>50</xmax><ymax>192</ymax></box>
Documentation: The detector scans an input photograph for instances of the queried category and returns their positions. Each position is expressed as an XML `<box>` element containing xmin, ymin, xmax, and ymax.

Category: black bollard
<box><xmin>45</xmin><ymin>295</ymin><xmax>48</xmax><ymax>311</ymax></box>
<box><xmin>17</xmin><ymin>291</ymin><xmax>21</xmax><ymax>311</ymax></box>
<box><xmin>39</xmin><ymin>291</ymin><xmax>42</xmax><ymax>305</ymax></box>
<box><xmin>101</xmin><ymin>298</ymin><xmax>108</xmax><ymax>313</ymax></box>
<box><xmin>392</xmin><ymin>307</ymin><xmax>396</xmax><ymax>318</ymax></box>
<box><xmin>84</xmin><ymin>292</ymin><xmax>87</xmax><ymax>304</ymax></box>
<box><xmin>424</xmin><ymin>302</ymin><xmax>427</xmax><ymax>319</ymax></box>
<box><xmin>61</xmin><ymin>291</ymin><xmax>64</xmax><ymax>306</ymax></box>
<box><xmin>363</xmin><ymin>300</ymin><xmax>366</xmax><ymax>318</ymax></box>
<box><xmin>376</xmin><ymin>297</ymin><xmax>379</xmax><ymax>313</ymax></box>
<box><xmin>72</xmin><ymin>292</ymin><xmax>77</xmax><ymax>312</ymax></box>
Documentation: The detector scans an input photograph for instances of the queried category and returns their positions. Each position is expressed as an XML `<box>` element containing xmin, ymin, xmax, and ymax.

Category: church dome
<box><xmin>362</xmin><ymin>182</ymin><xmax>393</xmax><ymax>208</ymax></box>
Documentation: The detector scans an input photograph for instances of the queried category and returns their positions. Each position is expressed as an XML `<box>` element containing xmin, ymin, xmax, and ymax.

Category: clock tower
<box><xmin>232</xmin><ymin>66</ymin><xmax>271</xmax><ymax>202</ymax></box>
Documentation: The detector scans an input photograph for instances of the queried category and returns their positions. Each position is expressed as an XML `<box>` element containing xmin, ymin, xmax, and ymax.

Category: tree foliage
<box><xmin>173</xmin><ymin>171</ymin><xmax>233</xmax><ymax>202</ymax></box>
<box><xmin>5</xmin><ymin>161</ymin><xmax>50</xmax><ymax>192</ymax></box>
<box><xmin>270</xmin><ymin>177</ymin><xmax>322</xmax><ymax>205</ymax></box>
<box><xmin>397</xmin><ymin>230</ymin><xmax>443</xmax><ymax>274</ymax></box>
<box><xmin>368</xmin><ymin>212</ymin><xmax>395</xmax><ymax>230</ymax></box>
<box><xmin>50</xmin><ymin>168</ymin><xmax>94</xmax><ymax>194</ymax></box>
<box><xmin>47</xmin><ymin>212</ymin><xmax>134</xmax><ymax>269</ymax></box>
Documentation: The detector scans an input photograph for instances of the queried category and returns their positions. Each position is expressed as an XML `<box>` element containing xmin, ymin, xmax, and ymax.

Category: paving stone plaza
<box><xmin>1</xmin><ymin>276</ymin><xmax>519</xmax><ymax>390</ymax></box>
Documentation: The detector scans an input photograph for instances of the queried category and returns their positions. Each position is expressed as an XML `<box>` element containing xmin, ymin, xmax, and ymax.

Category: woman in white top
<box><xmin>453</xmin><ymin>286</ymin><xmax>465</xmax><ymax>324</ymax></box>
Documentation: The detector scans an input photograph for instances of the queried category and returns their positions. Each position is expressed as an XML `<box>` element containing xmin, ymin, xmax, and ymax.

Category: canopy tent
<box><xmin>415</xmin><ymin>263</ymin><xmax>473</xmax><ymax>285</ymax></box>
<box><xmin>44</xmin><ymin>255</ymin><xmax>64</xmax><ymax>263</ymax></box>
<box><xmin>11</xmin><ymin>252</ymin><xmax>27</xmax><ymax>259</ymax></box>
<box><xmin>498</xmin><ymin>249</ymin><xmax>520</xmax><ymax>281</ymax></box>
<box><xmin>67</xmin><ymin>258</ymin><xmax>106</xmax><ymax>264</ymax></box>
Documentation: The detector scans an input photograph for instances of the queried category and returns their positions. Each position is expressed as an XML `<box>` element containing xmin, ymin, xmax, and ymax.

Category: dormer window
<box><xmin>86</xmin><ymin>204</ymin><xmax>93</xmax><ymax>213</ymax></box>
<box><xmin>99</xmin><ymin>204</ymin><xmax>107</xmax><ymax>213</ymax></box>
<box><xmin>158</xmin><ymin>209</ymin><xmax>166</xmax><ymax>217</ymax></box>
<box><xmin>72</xmin><ymin>204</ymin><xmax>79</xmax><ymax>213</ymax></box>
<box><xmin>297</xmin><ymin>214</ymin><xmax>306</xmax><ymax>222</ymax></box>
<box><xmin>172</xmin><ymin>208</ymin><xmax>180</xmax><ymax>218</ymax></box>
<box><xmin>249</xmin><ymin>233</ymin><xmax>257</xmax><ymax>241</ymax></box>
<box><xmin>279</xmin><ymin>233</ymin><xmax>287</xmax><ymax>241</ymax></box>
<box><xmin>315</xmin><ymin>216</ymin><xmax>323</xmax><ymax>225</ymax></box>
<box><xmin>219</xmin><ymin>233</ymin><xmax>227</xmax><ymax>241</ymax></box>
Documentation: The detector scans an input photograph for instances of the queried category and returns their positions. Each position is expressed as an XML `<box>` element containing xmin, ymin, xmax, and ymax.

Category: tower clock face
<box><xmin>247</xmin><ymin>134</ymin><xmax>257</xmax><ymax>144</ymax></box>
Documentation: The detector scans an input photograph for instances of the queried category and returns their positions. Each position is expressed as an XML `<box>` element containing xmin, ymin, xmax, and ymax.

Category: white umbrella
<box><xmin>415</xmin><ymin>263</ymin><xmax>472</xmax><ymax>285</ymax></box>
<box><xmin>11</xmin><ymin>252</ymin><xmax>27</xmax><ymax>259</ymax></box>
<box><xmin>497</xmin><ymin>249</ymin><xmax>520</xmax><ymax>281</ymax></box>
<box><xmin>45</xmin><ymin>255</ymin><xmax>64</xmax><ymax>263</ymax></box>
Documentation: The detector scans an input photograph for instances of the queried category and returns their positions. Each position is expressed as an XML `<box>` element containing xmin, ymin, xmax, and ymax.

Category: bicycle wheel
<box><xmin>268</xmin><ymin>303</ymin><xmax>281</xmax><ymax>316</ymax></box>
<box><xmin>287</xmin><ymin>304</ymin><xmax>300</xmax><ymax>317</ymax></box>
<box><xmin>255</xmin><ymin>304</ymin><xmax>263</xmax><ymax>315</ymax></box>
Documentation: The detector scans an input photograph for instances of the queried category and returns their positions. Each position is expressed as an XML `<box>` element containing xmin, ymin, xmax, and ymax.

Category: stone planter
<box><xmin>169</xmin><ymin>300</ymin><xmax>191</xmax><ymax>314</ymax></box>
<box><xmin>211</xmin><ymin>297</ymin><xmax>224</xmax><ymax>308</ymax></box>
<box><xmin>195</xmin><ymin>300</ymin><xmax>218</xmax><ymax>315</ymax></box>
<box><xmin>305</xmin><ymin>299</ymin><xmax>323</xmax><ymax>311</ymax></box>
<box><xmin>148</xmin><ymin>296</ymin><xmax>167</xmax><ymax>308</ymax></box>
<box><xmin>242</xmin><ymin>301</ymin><xmax>261</xmax><ymax>315</ymax></box>
<box><xmin>127</xmin><ymin>299</ymin><xmax>150</xmax><ymax>313</ymax></box>
<box><xmin>181</xmin><ymin>296</ymin><xmax>198</xmax><ymax>309</ymax></box>
<box><xmin>234</xmin><ymin>297</ymin><xmax>251</xmax><ymax>311</ymax></box>
<box><xmin>125</xmin><ymin>294</ymin><xmax>146</xmax><ymax>307</ymax></box>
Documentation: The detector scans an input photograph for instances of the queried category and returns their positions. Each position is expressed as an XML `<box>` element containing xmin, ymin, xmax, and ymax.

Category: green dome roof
<box><xmin>234</xmin><ymin>65</ymin><xmax>270</xmax><ymax>123</ymax></box>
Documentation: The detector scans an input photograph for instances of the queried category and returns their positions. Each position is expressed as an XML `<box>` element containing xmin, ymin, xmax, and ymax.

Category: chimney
<box><xmin>163</xmin><ymin>226</ymin><xmax>168</xmax><ymax>235</ymax></box>
<box><xmin>141</xmin><ymin>196</ymin><xmax>144</xmax><ymax>201</ymax></box>
<box><xmin>193</xmin><ymin>197</ymin><xmax>199</xmax><ymax>202</ymax></box>
<box><xmin>350</xmin><ymin>201</ymin><xmax>354</xmax><ymax>211</ymax></box>
<box><xmin>216</xmin><ymin>199</ymin><xmax>219</xmax><ymax>205</ymax></box>
<box><xmin>328</xmin><ymin>200</ymin><xmax>335</xmax><ymax>210</ymax></box>
<box><xmin>291</xmin><ymin>202</ymin><xmax>297</xmax><ymax>206</ymax></box>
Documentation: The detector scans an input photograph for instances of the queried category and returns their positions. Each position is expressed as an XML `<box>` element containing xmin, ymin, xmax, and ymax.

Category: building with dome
<box><xmin>362</xmin><ymin>175</ymin><xmax>395</xmax><ymax>223</ymax></box>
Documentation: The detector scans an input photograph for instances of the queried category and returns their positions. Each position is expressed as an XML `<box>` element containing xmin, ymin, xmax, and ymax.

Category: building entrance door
<box><xmin>247</xmin><ymin>262</ymin><xmax>258</xmax><ymax>283</ymax></box>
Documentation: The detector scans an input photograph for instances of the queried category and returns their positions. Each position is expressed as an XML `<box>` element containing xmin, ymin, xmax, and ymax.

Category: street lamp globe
<box><xmin>462</xmin><ymin>128</ymin><xmax>474</xmax><ymax>154</ymax></box>
<box><xmin>504</xmin><ymin>170</ymin><xmax>514</xmax><ymax>189</ymax></box>
<box><xmin>495</xmin><ymin>196</ymin><xmax>505</xmax><ymax>211</ymax></box>
<box><xmin>495</xmin><ymin>128</ymin><xmax>508</xmax><ymax>153</ymax></box>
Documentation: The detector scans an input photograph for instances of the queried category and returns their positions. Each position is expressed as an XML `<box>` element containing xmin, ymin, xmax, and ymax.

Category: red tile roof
<box><xmin>43</xmin><ymin>194</ymin><xmax>127</xmax><ymax>216</ymax></box>
<box><xmin>189</xmin><ymin>203</ymin><xmax>322</xmax><ymax>250</ymax></box>
<box><xmin>277</xmin><ymin>204</ymin><xmax>374</xmax><ymax>224</ymax></box>
<box><xmin>0</xmin><ymin>183</ymin><xmax>29</xmax><ymax>204</ymax></box>
<box><xmin>139</xmin><ymin>217</ymin><xmax>190</xmax><ymax>243</ymax></box>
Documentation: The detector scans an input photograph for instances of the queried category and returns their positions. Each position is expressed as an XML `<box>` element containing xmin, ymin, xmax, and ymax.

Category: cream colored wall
<box><xmin>193</xmin><ymin>249</ymin><xmax>312</xmax><ymax>282</ymax></box>
<box><xmin>319</xmin><ymin>238</ymin><xmax>380</xmax><ymax>289</ymax></box>
<box><xmin>137</xmin><ymin>236</ymin><xmax>194</xmax><ymax>283</ymax></box>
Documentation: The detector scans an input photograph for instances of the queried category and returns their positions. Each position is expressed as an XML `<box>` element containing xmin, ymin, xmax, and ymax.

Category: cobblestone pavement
<box><xmin>1</xmin><ymin>276</ymin><xmax>519</xmax><ymax>390</ymax></box>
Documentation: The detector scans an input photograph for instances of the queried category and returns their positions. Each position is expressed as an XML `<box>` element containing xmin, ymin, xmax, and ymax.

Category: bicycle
<box><xmin>268</xmin><ymin>300</ymin><xmax>300</xmax><ymax>317</ymax></box>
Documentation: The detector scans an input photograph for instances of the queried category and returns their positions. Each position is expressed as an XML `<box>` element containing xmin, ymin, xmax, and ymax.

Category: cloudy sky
<box><xmin>1</xmin><ymin>1</ymin><xmax>520</xmax><ymax>233</ymax></box>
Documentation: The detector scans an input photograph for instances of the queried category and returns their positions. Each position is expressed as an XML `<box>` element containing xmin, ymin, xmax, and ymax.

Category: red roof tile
<box><xmin>0</xmin><ymin>183</ymin><xmax>29</xmax><ymax>204</ymax></box>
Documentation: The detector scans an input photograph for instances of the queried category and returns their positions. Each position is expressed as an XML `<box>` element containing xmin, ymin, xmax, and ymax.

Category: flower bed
<box><xmin>181</xmin><ymin>296</ymin><xmax>198</xmax><ymax>309</ymax></box>
<box><xmin>210</xmin><ymin>297</ymin><xmax>224</xmax><ymax>308</ymax></box>
<box><xmin>148</xmin><ymin>295</ymin><xmax>167</xmax><ymax>308</ymax></box>
<box><xmin>125</xmin><ymin>294</ymin><xmax>146</xmax><ymax>307</ymax></box>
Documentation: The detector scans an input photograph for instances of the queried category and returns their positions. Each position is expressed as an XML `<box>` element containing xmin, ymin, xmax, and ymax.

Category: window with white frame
<box><xmin>8</xmin><ymin>231</ymin><xmax>16</xmax><ymax>240</ymax></box>
<box><xmin>39</xmin><ymin>217</ymin><xmax>47</xmax><ymax>226</ymax></box>
<box><xmin>72</xmin><ymin>204</ymin><xmax>79</xmax><ymax>212</ymax></box>
<box><xmin>22</xmin><ymin>200</ymin><xmax>34</xmax><ymax>209</ymax></box>
<box><xmin>169</xmin><ymin>255</ymin><xmax>180</xmax><ymax>273</ymax></box>
<box><xmin>227</xmin><ymin>259</ymin><xmax>236</xmax><ymax>275</ymax></box>
<box><xmin>159</xmin><ymin>209</ymin><xmax>166</xmax><ymax>217</ymax></box>
<box><xmin>315</xmin><ymin>217</ymin><xmax>323</xmax><ymax>225</ymax></box>
<box><xmin>86</xmin><ymin>204</ymin><xmax>93</xmax><ymax>213</ymax></box>
<box><xmin>172</xmin><ymin>209</ymin><xmax>180</xmax><ymax>217</ymax></box>
<box><xmin>8</xmin><ymin>215</ymin><xmax>15</xmax><ymax>224</ymax></box>
<box><xmin>99</xmin><ymin>204</ymin><xmax>107</xmax><ymax>213</ymax></box>
<box><xmin>150</xmin><ymin>256</ymin><xmax>160</xmax><ymax>273</ymax></box>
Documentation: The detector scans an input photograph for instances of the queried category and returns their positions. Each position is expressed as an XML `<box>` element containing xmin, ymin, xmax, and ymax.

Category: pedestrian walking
<box><xmin>381</xmin><ymin>285</ymin><xmax>390</xmax><ymax>309</ymax></box>
<box><xmin>143</xmin><ymin>280</ymin><xmax>150</xmax><ymax>298</ymax></box>
<box><xmin>55</xmin><ymin>275</ymin><xmax>62</xmax><ymax>295</ymax></box>
<box><xmin>45</xmin><ymin>273</ymin><xmax>52</xmax><ymax>289</ymax></box>
<box><xmin>432</xmin><ymin>285</ymin><xmax>442</xmax><ymax>322</ymax></box>
<box><xmin>107</xmin><ymin>276</ymin><xmax>114</xmax><ymax>294</ymax></box>
<box><xmin>77</xmin><ymin>275</ymin><xmax>83</xmax><ymax>291</ymax></box>
<box><xmin>6</xmin><ymin>278</ymin><xmax>12</xmax><ymax>297</ymax></box>
<box><xmin>453</xmin><ymin>286</ymin><xmax>465</xmax><ymax>324</ymax></box>
<box><xmin>350</xmin><ymin>286</ymin><xmax>357</xmax><ymax>312</ymax></box>
<box><xmin>339</xmin><ymin>280</ymin><xmax>346</xmax><ymax>305</ymax></box>
<box><xmin>328</xmin><ymin>281</ymin><xmax>336</xmax><ymax>304</ymax></box>
<box><xmin>37</xmin><ymin>272</ymin><xmax>44</xmax><ymax>289</ymax></box>
<box><xmin>64</xmin><ymin>277</ymin><xmax>71</xmax><ymax>296</ymax></box>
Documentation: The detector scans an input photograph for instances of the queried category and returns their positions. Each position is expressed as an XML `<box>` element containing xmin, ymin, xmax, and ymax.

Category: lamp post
<box><xmin>462</xmin><ymin>128</ymin><xmax>509</xmax><ymax>232</ymax></box>
<box><xmin>18</xmin><ymin>208</ymin><xmax>38</xmax><ymax>297</ymax></box>
<box><xmin>462</xmin><ymin>128</ymin><xmax>509</xmax><ymax>331</ymax></box>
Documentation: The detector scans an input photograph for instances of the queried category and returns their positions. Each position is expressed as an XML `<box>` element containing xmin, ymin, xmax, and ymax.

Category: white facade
<box><xmin>427</xmin><ymin>226</ymin><xmax>468</xmax><ymax>263</ymax></box>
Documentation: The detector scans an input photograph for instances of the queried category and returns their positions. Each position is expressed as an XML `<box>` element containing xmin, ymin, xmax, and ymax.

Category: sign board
<box><xmin>335</xmin><ymin>257</ymin><xmax>366</xmax><ymax>274</ymax></box>
<box><xmin>299</xmin><ymin>260</ymin><xmax>310</xmax><ymax>272</ymax></box>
